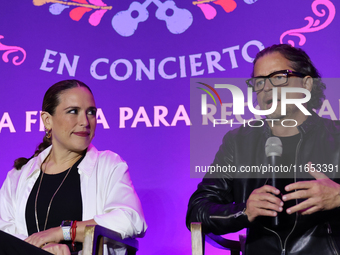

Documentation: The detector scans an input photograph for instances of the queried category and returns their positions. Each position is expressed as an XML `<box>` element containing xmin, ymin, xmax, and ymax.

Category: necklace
<box><xmin>34</xmin><ymin>158</ymin><xmax>73</xmax><ymax>232</ymax></box>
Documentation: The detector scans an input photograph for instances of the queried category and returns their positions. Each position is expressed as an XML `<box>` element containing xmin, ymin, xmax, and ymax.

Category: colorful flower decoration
<box><xmin>33</xmin><ymin>0</ymin><xmax>112</xmax><ymax>26</ymax></box>
<box><xmin>192</xmin><ymin>0</ymin><xmax>237</xmax><ymax>20</ymax></box>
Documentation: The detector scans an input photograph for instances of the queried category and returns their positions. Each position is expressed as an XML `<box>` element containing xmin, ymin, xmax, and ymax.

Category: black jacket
<box><xmin>186</xmin><ymin>113</ymin><xmax>340</xmax><ymax>255</ymax></box>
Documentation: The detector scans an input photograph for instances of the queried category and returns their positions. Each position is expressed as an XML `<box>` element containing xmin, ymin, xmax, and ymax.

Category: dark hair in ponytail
<box><xmin>14</xmin><ymin>80</ymin><xmax>92</xmax><ymax>170</ymax></box>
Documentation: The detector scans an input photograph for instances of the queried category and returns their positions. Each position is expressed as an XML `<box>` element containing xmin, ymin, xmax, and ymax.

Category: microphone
<box><xmin>265</xmin><ymin>137</ymin><xmax>282</xmax><ymax>228</ymax></box>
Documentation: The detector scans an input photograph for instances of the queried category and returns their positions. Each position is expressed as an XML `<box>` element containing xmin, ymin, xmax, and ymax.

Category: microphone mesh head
<box><xmin>265</xmin><ymin>137</ymin><xmax>283</xmax><ymax>157</ymax></box>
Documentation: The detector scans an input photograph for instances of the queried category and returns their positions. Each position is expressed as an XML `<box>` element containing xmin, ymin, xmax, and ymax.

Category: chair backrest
<box><xmin>83</xmin><ymin>225</ymin><xmax>139</xmax><ymax>255</ymax></box>
<box><xmin>191</xmin><ymin>222</ymin><xmax>245</xmax><ymax>255</ymax></box>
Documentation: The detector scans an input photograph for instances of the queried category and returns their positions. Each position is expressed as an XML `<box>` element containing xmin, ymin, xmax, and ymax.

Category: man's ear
<box><xmin>303</xmin><ymin>76</ymin><xmax>313</xmax><ymax>92</ymax></box>
<box><xmin>41</xmin><ymin>111</ymin><xmax>52</xmax><ymax>130</ymax></box>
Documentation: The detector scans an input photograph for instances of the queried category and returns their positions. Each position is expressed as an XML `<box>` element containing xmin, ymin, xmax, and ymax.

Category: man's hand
<box><xmin>25</xmin><ymin>227</ymin><xmax>63</xmax><ymax>248</ymax></box>
<box><xmin>245</xmin><ymin>185</ymin><xmax>283</xmax><ymax>222</ymax></box>
<box><xmin>283</xmin><ymin>162</ymin><xmax>340</xmax><ymax>215</ymax></box>
<box><xmin>42</xmin><ymin>243</ymin><xmax>71</xmax><ymax>255</ymax></box>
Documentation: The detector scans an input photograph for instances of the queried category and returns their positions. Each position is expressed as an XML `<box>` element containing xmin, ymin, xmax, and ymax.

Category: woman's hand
<box><xmin>25</xmin><ymin>227</ymin><xmax>63</xmax><ymax>248</ymax></box>
<box><xmin>42</xmin><ymin>243</ymin><xmax>71</xmax><ymax>255</ymax></box>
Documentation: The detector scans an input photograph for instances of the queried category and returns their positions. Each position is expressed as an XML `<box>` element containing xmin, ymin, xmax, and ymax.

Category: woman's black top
<box><xmin>25</xmin><ymin>155</ymin><xmax>84</xmax><ymax>252</ymax></box>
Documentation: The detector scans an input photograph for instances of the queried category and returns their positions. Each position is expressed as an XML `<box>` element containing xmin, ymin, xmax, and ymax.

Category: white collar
<box><xmin>26</xmin><ymin>144</ymin><xmax>98</xmax><ymax>178</ymax></box>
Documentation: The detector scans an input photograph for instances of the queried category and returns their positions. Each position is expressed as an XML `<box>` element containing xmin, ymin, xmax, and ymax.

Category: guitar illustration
<box><xmin>33</xmin><ymin>0</ymin><xmax>193</xmax><ymax>36</ymax></box>
<box><xmin>154</xmin><ymin>0</ymin><xmax>193</xmax><ymax>34</ymax></box>
<box><xmin>112</xmin><ymin>0</ymin><xmax>152</xmax><ymax>37</ymax></box>
<box><xmin>112</xmin><ymin>0</ymin><xmax>193</xmax><ymax>37</ymax></box>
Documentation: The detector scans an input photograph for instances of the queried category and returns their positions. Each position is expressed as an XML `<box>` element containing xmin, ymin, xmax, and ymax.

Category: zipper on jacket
<box><xmin>327</xmin><ymin>223</ymin><xmax>339</xmax><ymax>255</ymax></box>
<box><xmin>263</xmin><ymin>135</ymin><xmax>302</xmax><ymax>255</ymax></box>
<box><xmin>281</xmin><ymin>135</ymin><xmax>302</xmax><ymax>254</ymax></box>
<box><xmin>209</xmin><ymin>208</ymin><xmax>246</xmax><ymax>220</ymax></box>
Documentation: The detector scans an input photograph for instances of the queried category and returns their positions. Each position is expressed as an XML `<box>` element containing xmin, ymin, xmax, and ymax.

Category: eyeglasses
<box><xmin>246</xmin><ymin>69</ymin><xmax>306</xmax><ymax>92</ymax></box>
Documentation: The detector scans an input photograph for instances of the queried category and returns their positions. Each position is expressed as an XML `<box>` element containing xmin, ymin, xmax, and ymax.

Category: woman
<box><xmin>0</xmin><ymin>80</ymin><xmax>147</xmax><ymax>255</ymax></box>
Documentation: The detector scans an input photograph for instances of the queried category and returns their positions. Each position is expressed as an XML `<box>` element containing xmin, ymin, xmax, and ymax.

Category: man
<box><xmin>186</xmin><ymin>44</ymin><xmax>340</xmax><ymax>255</ymax></box>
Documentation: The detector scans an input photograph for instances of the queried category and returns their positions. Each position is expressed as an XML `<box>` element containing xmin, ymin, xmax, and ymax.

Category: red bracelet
<box><xmin>71</xmin><ymin>221</ymin><xmax>77</xmax><ymax>251</ymax></box>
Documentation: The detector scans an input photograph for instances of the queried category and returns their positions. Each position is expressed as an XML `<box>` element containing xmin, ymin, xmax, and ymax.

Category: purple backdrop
<box><xmin>0</xmin><ymin>0</ymin><xmax>339</xmax><ymax>254</ymax></box>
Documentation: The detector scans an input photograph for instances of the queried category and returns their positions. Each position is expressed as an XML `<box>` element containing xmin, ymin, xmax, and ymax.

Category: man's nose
<box><xmin>263</xmin><ymin>78</ymin><xmax>273</xmax><ymax>92</ymax></box>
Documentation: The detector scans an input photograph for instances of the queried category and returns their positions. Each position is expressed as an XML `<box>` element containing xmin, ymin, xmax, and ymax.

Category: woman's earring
<box><xmin>45</xmin><ymin>129</ymin><xmax>52</xmax><ymax>139</ymax></box>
